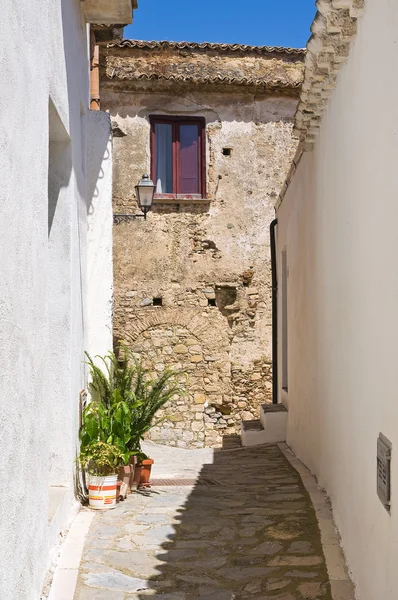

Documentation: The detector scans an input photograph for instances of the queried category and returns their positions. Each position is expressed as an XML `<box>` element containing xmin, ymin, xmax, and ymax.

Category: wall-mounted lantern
<box><xmin>135</xmin><ymin>174</ymin><xmax>156</xmax><ymax>220</ymax></box>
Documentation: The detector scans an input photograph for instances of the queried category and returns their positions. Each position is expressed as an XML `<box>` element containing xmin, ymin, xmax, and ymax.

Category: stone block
<box><xmin>189</xmin><ymin>345</ymin><xmax>202</xmax><ymax>354</ymax></box>
<box><xmin>194</xmin><ymin>393</ymin><xmax>206</xmax><ymax>404</ymax></box>
<box><xmin>251</xmin><ymin>373</ymin><xmax>262</xmax><ymax>381</ymax></box>
<box><xmin>190</xmin><ymin>355</ymin><xmax>203</xmax><ymax>363</ymax></box>
<box><xmin>174</xmin><ymin>344</ymin><xmax>188</xmax><ymax>354</ymax></box>
<box><xmin>241</xmin><ymin>411</ymin><xmax>254</xmax><ymax>421</ymax></box>
<box><xmin>140</xmin><ymin>298</ymin><xmax>152</xmax><ymax>307</ymax></box>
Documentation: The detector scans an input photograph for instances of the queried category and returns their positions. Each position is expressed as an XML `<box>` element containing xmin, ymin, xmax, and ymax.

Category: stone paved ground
<box><xmin>74</xmin><ymin>444</ymin><xmax>332</xmax><ymax>600</ymax></box>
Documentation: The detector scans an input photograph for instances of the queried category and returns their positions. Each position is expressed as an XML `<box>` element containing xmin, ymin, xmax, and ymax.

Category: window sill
<box><xmin>153</xmin><ymin>195</ymin><xmax>209</xmax><ymax>205</ymax></box>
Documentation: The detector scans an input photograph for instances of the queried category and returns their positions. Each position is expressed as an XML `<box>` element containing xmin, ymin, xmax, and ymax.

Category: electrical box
<box><xmin>377</xmin><ymin>433</ymin><xmax>392</xmax><ymax>512</ymax></box>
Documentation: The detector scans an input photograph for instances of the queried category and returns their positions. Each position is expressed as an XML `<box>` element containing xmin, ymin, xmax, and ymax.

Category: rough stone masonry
<box><xmin>100</xmin><ymin>40</ymin><xmax>305</xmax><ymax>447</ymax></box>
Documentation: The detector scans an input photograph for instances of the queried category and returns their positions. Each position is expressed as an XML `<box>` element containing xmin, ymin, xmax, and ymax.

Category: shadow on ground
<box><xmin>135</xmin><ymin>444</ymin><xmax>332</xmax><ymax>600</ymax></box>
<box><xmin>75</xmin><ymin>444</ymin><xmax>332</xmax><ymax>600</ymax></box>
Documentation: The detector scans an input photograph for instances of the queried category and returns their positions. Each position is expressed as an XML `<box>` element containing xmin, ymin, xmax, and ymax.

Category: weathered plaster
<box><xmin>102</xmin><ymin>43</ymin><xmax>303</xmax><ymax>447</ymax></box>
<box><xmin>86</xmin><ymin>111</ymin><xmax>114</xmax><ymax>359</ymax></box>
<box><xmin>0</xmin><ymin>1</ymin><xmax>115</xmax><ymax>598</ymax></box>
<box><xmin>293</xmin><ymin>0</ymin><xmax>364</xmax><ymax>147</ymax></box>
<box><xmin>276</xmin><ymin>0</ymin><xmax>398</xmax><ymax>598</ymax></box>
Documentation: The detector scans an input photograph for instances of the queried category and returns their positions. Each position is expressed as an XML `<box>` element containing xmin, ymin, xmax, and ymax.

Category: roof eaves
<box><xmin>107</xmin><ymin>70</ymin><xmax>302</xmax><ymax>90</ymax></box>
<box><xmin>109</xmin><ymin>39</ymin><xmax>306</xmax><ymax>57</ymax></box>
<box><xmin>293</xmin><ymin>0</ymin><xmax>365</xmax><ymax>148</ymax></box>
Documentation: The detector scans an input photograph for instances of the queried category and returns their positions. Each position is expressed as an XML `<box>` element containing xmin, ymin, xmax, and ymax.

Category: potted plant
<box><xmin>126</xmin><ymin>359</ymin><xmax>186</xmax><ymax>489</ymax></box>
<box><xmin>78</xmin><ymin>441</ymin><xmax>125</xmax><ymax>510</ymax></box>
<box><xmin>84</xmin><ymin>349</ymin><xmax>142</xmax><ymax>495</ymax></box>
<box><xmin>81</xmin><ymin>344</ymin><xmax>186</xmax><ymax>494</ymax></box>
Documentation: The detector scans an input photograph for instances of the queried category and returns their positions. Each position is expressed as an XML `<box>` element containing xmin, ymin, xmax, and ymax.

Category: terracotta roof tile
<box><xmin>109</xmin><ymin>39</ymin><xmax>306</xmax><ymax>56</ymax></box>
<box><xmin>104</xmin><ymin>39</ymin><xmax>305</xmax><ymax>92</ymax></box>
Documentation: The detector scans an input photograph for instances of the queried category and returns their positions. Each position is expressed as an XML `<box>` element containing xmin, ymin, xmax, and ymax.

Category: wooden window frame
<box><xmin>150</xmin><ymin>115</ymin><xmax>206</xmax><ymax>199</ymax></box>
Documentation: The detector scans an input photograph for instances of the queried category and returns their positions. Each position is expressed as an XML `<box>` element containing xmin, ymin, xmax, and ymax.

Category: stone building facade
<box><xmin>100</xmin><ymin>40</ymin><xmax>304</xmax><ymax>447</ymax></box>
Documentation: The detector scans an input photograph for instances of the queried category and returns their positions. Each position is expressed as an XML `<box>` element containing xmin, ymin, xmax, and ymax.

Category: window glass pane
<box><xmin>180</xmin><ymin>124</ymin><xmax>199</xmax><ymax>194</ymax></box>
<box><xmin>155</xmin><ymin>123</ymin><xmax>173</xmax><ymax>193</ymax></box>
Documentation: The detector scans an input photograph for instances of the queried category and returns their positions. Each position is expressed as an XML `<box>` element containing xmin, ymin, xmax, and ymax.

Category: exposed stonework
<box><xmin>293</xmin><ymin>0</ymin><xmax>365</xmax><ymax>147</ymax></box>
<box><xmin>102</xmin><ymin>41</ymin><xmax>304</xmax><ymax>447</ymax></box>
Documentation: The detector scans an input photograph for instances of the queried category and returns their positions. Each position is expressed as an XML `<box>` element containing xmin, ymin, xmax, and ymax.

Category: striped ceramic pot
<box><xmin>87</xmin><ymin>474</ymin><xmax>118</xmax><ymax>510</ymax></box>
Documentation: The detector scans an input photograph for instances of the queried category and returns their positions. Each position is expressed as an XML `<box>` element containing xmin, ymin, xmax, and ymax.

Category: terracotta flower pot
<box><xmin>131</xmin><ymin>464</ymin><xmax>142</xmax><ymax>491</ymax></box>
<box><xmin>139</xmin><ymin>458</ymin><xmax>154</xmax><ymax>488</ymax></box>
<box><xmin>116</xmin><ymin>480</ymin><xmax>122</xmax><ymax>503</ymax></box>
<box><xmin>129</xmin><ymin>455</ymin><xmax>137</xmax><ymax>494</ymax></box>
<box><xmin>118</xmin><ymin>465</ymin><xmax>131</xmax><ymax>500</ymax></box>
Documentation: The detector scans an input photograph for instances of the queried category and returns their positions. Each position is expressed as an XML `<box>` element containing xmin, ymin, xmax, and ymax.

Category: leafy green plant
<box><xmin>79</xmin><ymin>399</ymin><xmax>135</xmax><ymax>464</ymax></box>
<box><xmin>80</xmin><ymin>344</ymin><xmax>186</xmax><ymax>466</ymax></box>
<box><xmin>85</xmin><ymin>347</ymin><xmax>138</xmax><ymax>409</ymax></box>
<box><xmin>78</xmin><ymin>441</ymin><xmax>126</xmax><ymax>476</ymax></box>
<box><xmin>79</xmin><ymin>348</ymin><xmax>143</xmax><ymax>466</ymax></box>
<box><xmin>127</xmin><ymin>360</ymin><xmax>187</xmax><ymax>456</ymax></box>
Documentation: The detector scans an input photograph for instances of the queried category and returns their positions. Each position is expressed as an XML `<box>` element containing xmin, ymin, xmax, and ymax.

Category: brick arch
<box><xmin>121</xmin><ymin>308</ymin><xmax>230</xmax><ymax>349</ymax></box>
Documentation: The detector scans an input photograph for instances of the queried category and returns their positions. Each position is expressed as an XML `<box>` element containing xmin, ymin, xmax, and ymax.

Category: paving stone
<box><xmin>284</xmin><ymin>571</ymin><xmax>320</xmax><ymax>579</ymax></box>
<box><xmin>268</xmin><ymin>556</ymin><xmax>323</xmax><ymax>567</ymax></box>
<box><xmin>126</xmin><ymin>594</ymin><xmax>186</xmax><ymax>599</ymax></box>
<box><xmin>175</xmin><ymin>574</ymin><xmax>220</xmax><ymax>585</ymax></box>
<box><xmin>136</xmin><ymin>514</ymin><xmax>170</xmax><ymax>523</ymax></box>
<box><xmin>198</xmin><ymin>592</ymin><xmax>234</xmax><ymax>600</ymax></box>
<box><xmin>95</xmin><ymin>526</ymin><xmax>120</xmax><ymax>538</ymax></box>
<box><xmin>222</xmin><ymin>566</ymin><xmax>275</xmax><ymax>580</ymax></box>
<box><xmin>287</xmin><ymin>541</ymin><xmax>314</xmax><ymax>554</ymax></box>
<box><xmin>298</xmin><ymin>581</ymin><xmax>327</xmax><ymax>598</ymax></box>
<box><xmin>242</xmin><ymin>579</ymin><xmax>263</xmax><ymax>594</ymax></box>
<box><xmin>76</xmin><ymin>588</ymin><xmax>125</xmax><ymax>599</ymax></box>
<box><xmin>162</xmin><ymin>548</ymin><xmax>198</xmax><ymax>560</ymax></box>
<box><xmin>83</xmin><ymin>571</ymin><xmax>149</xmax><ymax>592</ymax></box>
<box><xmin>249</xmin><ymin>541</ymin><xmax>283</xmax><ymax>555</ymax></box>
<box><xmin>73</xmin><ymin>444</ymin><xmax>334</xmax><ymax>600</ymax></box>
<box><xmin>103</xmin><ymin>550</ymin><xmax>161</xmax><ymax>577</ymax></box>
<box><xmin>266</xmin><ymin>579</ymin><xmax>292</xmax><ymax>591</ymax></box>
<box><xmin>258</xmin><ymin>594</ymin><xmax>296</xmax><ymax>600</ymax></box>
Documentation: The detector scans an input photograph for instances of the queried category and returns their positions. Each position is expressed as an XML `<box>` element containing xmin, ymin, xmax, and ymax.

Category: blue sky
<box><xmin>124</xmin><ymin>0</ymin><xmax>316</xmax><ymax>49</ymax></box>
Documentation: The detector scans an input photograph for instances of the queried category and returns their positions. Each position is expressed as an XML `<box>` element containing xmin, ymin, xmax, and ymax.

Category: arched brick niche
<box><xmin>120</xmin><ymin>309</ymin><xmax>233</xmax><ymax>448</ymax></box>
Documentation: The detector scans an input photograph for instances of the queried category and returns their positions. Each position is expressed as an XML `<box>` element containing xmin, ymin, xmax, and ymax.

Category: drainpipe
<box><xmin>90</xmin><ymin>30</ymin><xmax>100</xmax><ymax>110</ymax></box>
<box><xmin>270</xmin><ymin>219</ymin><xmax>278</xmax><ymax>404</ymax></box>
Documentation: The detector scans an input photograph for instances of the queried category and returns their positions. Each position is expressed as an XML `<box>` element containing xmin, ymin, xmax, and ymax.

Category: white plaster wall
<box><xmin>276</xmin><ymin>1</ymin><xmax>398</xmax><ymax>598</ymax></box>
<box><xmin>0</xmin><ymin>1</ymin><xmax>110</xmax><ymax>598</ymax></box>
<box><xmin>86</xmin><ymin>111</ymin><xmax>114</xmax><ymax>359</ymax></box>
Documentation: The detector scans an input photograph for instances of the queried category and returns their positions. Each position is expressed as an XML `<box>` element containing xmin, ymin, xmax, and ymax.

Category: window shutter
<box><xmin>179</xmin><ymin>124</ymin><xmax>199</xmax><ymax>194</ymax></box>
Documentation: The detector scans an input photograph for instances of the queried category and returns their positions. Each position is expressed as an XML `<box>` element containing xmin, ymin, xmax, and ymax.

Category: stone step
<box><xmin>241</xmin><ymin>419</ymin><xmax>266</xmax><ymax>447</ymax></box>
<box><xmin>241</xmin><ymin>404</ymin><xmax>288</xmax><ymax>447</ymax></box>
<box><xmin>260</xmin><ymin>402</ymin><xmax>288</xmax><ymax>429</ymax></box>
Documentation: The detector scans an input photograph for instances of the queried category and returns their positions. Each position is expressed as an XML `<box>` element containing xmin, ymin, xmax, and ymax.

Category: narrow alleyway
<box><xmin>74</xmin><ymin>444</ymin><xmax>333</xmax><ymax>600</ymax></box>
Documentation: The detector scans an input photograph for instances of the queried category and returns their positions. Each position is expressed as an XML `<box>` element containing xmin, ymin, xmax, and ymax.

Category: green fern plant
<box><xmin>80</xmin><ymin>344</ymin><xmax>186</xmax><ymax>464</ymax></box>
<box><xmin>128</xmin><ymin>361</ymin><xmax>187</xmax><ymax>456</ymax></box>
<box><xmin>79</xmin><ymin>348</ymin><xmax>143</xmax><ymax>466</ymax></box>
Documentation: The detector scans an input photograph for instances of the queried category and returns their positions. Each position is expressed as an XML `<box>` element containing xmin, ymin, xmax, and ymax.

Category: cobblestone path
<box><xmin>74</xmin><ymin>445</ymin><xmax>332</xmax><ymax>600</ymax></box>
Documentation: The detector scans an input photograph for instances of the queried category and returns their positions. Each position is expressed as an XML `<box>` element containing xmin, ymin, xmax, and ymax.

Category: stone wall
<box><xmin>102</xmin><ymin>70</ymin><xmax>300</xmax><ymax>447</ymax></box>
